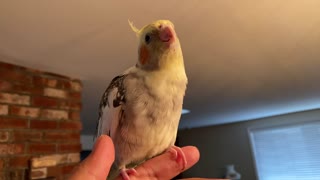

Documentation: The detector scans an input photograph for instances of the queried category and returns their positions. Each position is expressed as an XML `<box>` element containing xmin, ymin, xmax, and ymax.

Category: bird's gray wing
<box><xmin>94</xmin><ymin>74</ymin><xmax>127</xmax><ymax>141</ymax></box>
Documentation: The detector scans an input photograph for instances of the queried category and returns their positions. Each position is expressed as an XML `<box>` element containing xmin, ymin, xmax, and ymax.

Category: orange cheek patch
<box><xmin>139</xmin><ymin>45</ymin><xmax>149</xmax><ymax>65</ymax></box>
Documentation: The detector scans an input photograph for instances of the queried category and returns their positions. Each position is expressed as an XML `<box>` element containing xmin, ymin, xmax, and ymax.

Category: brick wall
<box><xmin>0</xmin><ymin>61</ymin><xmax>82</xmax><ymax>180</ymax></box>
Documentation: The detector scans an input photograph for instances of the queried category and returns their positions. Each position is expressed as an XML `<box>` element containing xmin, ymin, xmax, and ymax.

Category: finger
<box><xmin>69</xmin><ymin>135</ymin><xmax>115</xmax><ymax>180</ymax></box>
<box><xmin>130</xmin><ymin>146</ymin><xmax>200</xmax><ymax>180</ymax></box>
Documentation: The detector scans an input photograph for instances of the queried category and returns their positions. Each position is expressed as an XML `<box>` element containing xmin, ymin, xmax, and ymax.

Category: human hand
<box><xmin>68</xmin><ymin>135</ymin><xmax>213</xmax><ymax>180</ymax></box>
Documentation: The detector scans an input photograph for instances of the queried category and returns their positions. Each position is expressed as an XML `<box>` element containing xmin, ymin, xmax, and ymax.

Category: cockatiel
<box><xmin>95</xmin><ymin>19</ymin><xmax>188</xmax><ymax>180</ymax></box>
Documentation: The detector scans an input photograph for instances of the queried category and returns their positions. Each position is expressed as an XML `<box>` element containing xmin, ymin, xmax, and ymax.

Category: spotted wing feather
<box><xmin>95</xmin><ymin>74</ymin><xmax>127</xmax><ymax>141</ymax></box>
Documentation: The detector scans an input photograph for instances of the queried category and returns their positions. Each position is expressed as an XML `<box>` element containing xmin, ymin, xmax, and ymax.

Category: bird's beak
<box><xmin>159</xmin><ymin>25</ymin><xmax>175</xmax><ymax>44</ymax></box>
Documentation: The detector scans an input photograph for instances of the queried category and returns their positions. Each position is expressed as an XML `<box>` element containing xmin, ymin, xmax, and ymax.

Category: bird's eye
<box><xmin>145</xmin><ymin>34</ymin><xmax>151</xmax><ymax>44</ymax></box>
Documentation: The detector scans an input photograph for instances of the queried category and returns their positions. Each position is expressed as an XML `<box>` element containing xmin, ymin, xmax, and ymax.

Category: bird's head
<box><xmin>129</xmin><ymin>20</ymin><xmax>184</xmax><ymax>71</ymax></box>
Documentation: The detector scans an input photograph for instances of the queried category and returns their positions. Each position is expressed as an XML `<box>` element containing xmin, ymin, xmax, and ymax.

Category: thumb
<box><xmin>69</xmin><ymin>135</ymin><xmax>115</xmax><ymax>180</ymax></box>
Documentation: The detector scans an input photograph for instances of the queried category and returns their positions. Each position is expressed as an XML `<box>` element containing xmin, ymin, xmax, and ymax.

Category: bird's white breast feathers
<box><xmin>97</xmin><ymin>64</ymin><xmax>187</xmax><ymax>168</ymax></box>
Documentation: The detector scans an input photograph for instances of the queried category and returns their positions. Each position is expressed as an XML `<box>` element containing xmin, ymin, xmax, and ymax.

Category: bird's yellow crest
<box><xmin>128</xmin><ymin>19</ymin><xmax>140</xmax><ymax>37</ymax></box>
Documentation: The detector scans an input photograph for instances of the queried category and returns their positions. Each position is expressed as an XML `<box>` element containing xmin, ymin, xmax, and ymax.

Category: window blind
<box><xmin>249</xmin><ymin>120</ymin><xmax>320</xmax><ymax>180</ymax></box>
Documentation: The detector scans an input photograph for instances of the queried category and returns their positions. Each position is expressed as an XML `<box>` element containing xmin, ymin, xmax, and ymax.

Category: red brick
<box><xmin>0</xmin><ymin>79</ymin><xmax>43</xmax><ymax>95</ymax></box>
<box><xmin>44</xmin><ymin>88</ymin><xmax>68</xmax><ymax>99</ymax></box>
<box><xmin>33</xmin><ymin>76</ymin><xmax>48</xmax><ymax>87</ymax></box>
<box><xmin>34</xmin><ymin>99</ymin><xmax>73</xmax><ymax>110</ymax></box>
<box><xmin>62</xmin><ymin>164</ymin><xmax>78</xmax><ymax>174</ymax></box>
<box><xmin>10</xmin><ymin>106</ymin><xmax>40</xmax><ymax>118</ymax></box>
<box><xmin>47</xmin><ymin>80</ymin><xmax>71</xmax><ymax>90</ymax></box>
<box><xmin>0</xmin><ymin>159</ymin><xmax>4</xmax><ymax>169</ymax></box>
<box><xmin>43</xmin><ymin>132</ymin><xmax>80</xmax><ymax>142</ymax></box>
<box><xmin>49</xmin><ymin>79</ymin><xmax>71</xmax><ymax>89</ymax></box>
<box><xmin>59</xmin><ymin>121</ymin><xmax>82</xmax><ymax>130</ymax></box>
<box><xmin>32</xmin><ymin>96</ymin><xmax>59</xmax><ymax>108</ymax></box>
<box><xmin>61</xmin><ymin>81</ymin><xmax>71</xmax><ymax>89</ymax></box>
<box><xmin>37</xmin><ymin>99</ymin><xmax>70</xmax><ymax>110</ymax></box>
<box><xmin>69</xmin><ymin>92</ymin><xmax>81</xmax><ymax>100</ymax></box>
<box><xmin>69</xmin><ymin>111</ymin><xmax>80</xmax><ymax>121</ymax></box>
<box><xmin>0</xmin><ymin>92</ymin><xmax>30</xmax><ymax>105</ymax></box>
<box><xmin>62</xmin><ymin>81</ymin><xmax>71</xmax><ymax>89</ymax></box>
<box><xmin>0</xmin><ymin>80</ymin><xmax>12</xmax><ymax>91</ymax></box>
<box><xmin>30</xmin><ymin>120</ymin><xmax>57</xmax><ymax>129</ymax></box>
<box><xmin>25</xmin><ymin>67</ymin><xmax>41</xmax><ymax>74</ymax></box>
<box><xmin>46</xmin><ymin>166</ymin><xmax>63</xmax><ymax>178</ymax></box>
<box><xmin>70</xmin><ymin>81</ymin><xmax>82</xmax><ymax>92</ymax></box>
<box><xmin>0</xmin><ymin>61</ymin><xmax>16</xmax><ymax>70</ymax></box>
<box><xmin>0</xmin><ymin>144</ymin><xmax>24</xmax><ymax>155</ymax></box>
<box><xmin>0</xmin><ymin>118</ymin><xmax>28</xmax><ymax>128</ymax></box>
<box><xmin>47</xmin><ymin>79</ymin><xmax>57</xmax><ymax>87</ymax></box>
<box><xmin>69</xmin><ymin>101</ymin><xmax>82</xmax><ymax>110</ymax></box>
<box><xmin>30</xmin><ymin>168</ymin><xmax>47</xmax><ymax>179</ymax></box>
<box><xmin>9</xmin><ymin>156</ymin><xmax>31</xmax><ymax>168</ymax></box>
<box><xmin>0</xmin><ymin>172</ymin><xmax>5</xmax><ymax>180</ymax></box>
<box><xmin>8</xmin><ymin>169</ymin><xmax>25</xmax><ymax>180</ymax></box>
<box><xmin>0</xmin><ymin>104</ymin><xmax>8</xmax><ymax>115</ymax></box>
<box><xmin>31</xmin><ymin>166</ymin><xmax>65</xmax><ymax>179</ymax></box>
<box><xmin>31</xmin><ymin>153</ymin><xmax>80</xmax><ymax>168</ymax></box>
<box><xmin>59</xmin><ymin>101</ymin><xmax>71</xmax><ymax>110</ymax></box>
<box><xmin>29</xmin><ymin>143</ymin><xmax>56</xmax><ymax>154</ymax></box>
<box><xmin>13</xmin><ymin>131</ymin><xmax>42</xmax><ymax>142</ymax></box>
<box><xmin>41</xmin><ymin>109</ymin><xmax>68</xmax><ymax>120</ymax></box>
<box><xmin>57</xmin><ymin>143</ymin><xmax>81</xmax><ymax>153</ymax></box>
<box><xmin>0</xmin><ymin>61</ymin><xmax>36</xmax><ymax>72</ymax></box>
<box><xmin>12</xmin><ymin>84</ymin><xmax>43</xmax><ymax>95</ymax></box>
<box><xmin>33</xmin><ymin>76</ymin><xmax>71</xmax><ymax>89</ymax></box>
<box><xmin>0</xmin><ymin>68</ymin><xmax>32</xmax><ymax>84</ymax></box>
<box><xmin>0</xmin><ymin>131</ymin><xmax>10</xmax><ymax>142</ymax></box>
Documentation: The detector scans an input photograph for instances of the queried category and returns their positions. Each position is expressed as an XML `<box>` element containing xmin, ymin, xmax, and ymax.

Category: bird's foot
<box><xmin>120</xmin><ymin>168</ymin><xmax>138</xmax><ymax>180</ymax></box>
<box><xmin>167</xmin><ymin>145</ymin><xmax>187</xmax><ymax>170</ymax></box>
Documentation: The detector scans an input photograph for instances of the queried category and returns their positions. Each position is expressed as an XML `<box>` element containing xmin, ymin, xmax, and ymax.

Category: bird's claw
<box><xmin>120</xmin><ymin>168</ymin><xmax>138</xmax><ymax>180</ymax></box>
<box><xmin>167</xmin><ymin>145</ymin><xmax>187</xmax><ymax>170</ymax></box>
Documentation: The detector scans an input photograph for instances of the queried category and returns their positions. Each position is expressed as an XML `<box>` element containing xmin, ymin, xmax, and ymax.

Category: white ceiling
<box><xmin>1</xmin><ymin>1</ymin><xmax>320</xmax><ymax>134</ymax></box>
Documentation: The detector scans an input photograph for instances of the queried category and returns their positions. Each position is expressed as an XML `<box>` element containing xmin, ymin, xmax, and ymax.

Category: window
<box><xmin>249</xmin><ymin>120</ymin><xmax>320</xmax><ymax>180</ymax></box>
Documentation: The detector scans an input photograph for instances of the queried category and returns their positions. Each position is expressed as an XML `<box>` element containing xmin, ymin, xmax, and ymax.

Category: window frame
<box><xmin>247</xmin><ymin>117</ymin><xmax>320</xmax><ymax>180</ymax></box>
